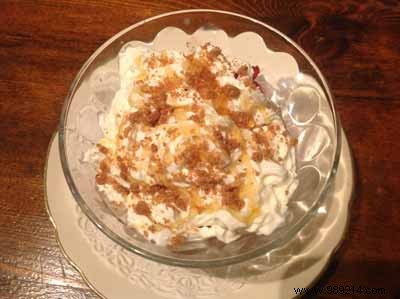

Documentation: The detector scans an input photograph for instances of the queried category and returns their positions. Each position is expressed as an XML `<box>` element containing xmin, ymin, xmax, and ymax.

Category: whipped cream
<box><xmin>89</xmin><ymin>44</ymin><xmax>298</xmax><ymax>246</ymax></box>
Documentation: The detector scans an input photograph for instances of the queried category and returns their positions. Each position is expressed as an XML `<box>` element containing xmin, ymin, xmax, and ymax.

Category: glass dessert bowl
<box><xmin>59</xmin><ymin>10</ymin><xmax>341</xmax><ymax>268</ymax></box>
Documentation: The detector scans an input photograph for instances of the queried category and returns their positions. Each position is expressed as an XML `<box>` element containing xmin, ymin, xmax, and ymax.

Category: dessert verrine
<box><xmin>88</xmin><ymin>43</ymin><xmax>298</xmax><ymax>247</ymax></box>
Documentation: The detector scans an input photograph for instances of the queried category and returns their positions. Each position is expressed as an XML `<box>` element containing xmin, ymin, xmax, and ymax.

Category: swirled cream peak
<box><xmin>91</xmin><ymin>43</ymin><xmax>298</xmax><ymax>246</ymax></box>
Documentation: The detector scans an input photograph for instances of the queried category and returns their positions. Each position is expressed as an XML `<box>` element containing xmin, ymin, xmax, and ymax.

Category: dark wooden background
<box><xmin>1</xmin><ymin>1</ymin><xmax>399</xmax><ymax>298</ymax></box>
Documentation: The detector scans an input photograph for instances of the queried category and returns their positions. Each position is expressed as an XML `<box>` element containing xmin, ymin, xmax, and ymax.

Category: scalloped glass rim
<box><xmin>59</xmin><ymin>9</ymin><xmax>342</xmax><ymax>268</ymax></box>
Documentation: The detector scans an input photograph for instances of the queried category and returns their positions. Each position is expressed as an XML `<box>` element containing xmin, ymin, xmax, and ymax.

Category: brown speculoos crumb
<box><xmin>96</xmin><ymin>144</ymin><xmax>109</xmax><ymax>155</ymax></box>
<box><xmin>221</xmin><ymin>185</ymin><xmax>244</xmax><ymax>211</ymax></box>
<box><xmin>134</xmin><ymin>201</ymin><xmax>152</xmax><ymax>217</ymax></box>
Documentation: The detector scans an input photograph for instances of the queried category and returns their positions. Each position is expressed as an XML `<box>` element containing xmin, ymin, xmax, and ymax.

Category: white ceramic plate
<box><xmin>52</xmin><ymin>20</ymin><xmax>349</xmax><ymax>298</ymax></box>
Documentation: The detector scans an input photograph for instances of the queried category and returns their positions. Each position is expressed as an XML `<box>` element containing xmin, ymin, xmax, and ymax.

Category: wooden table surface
<box><xmin>1</xmin><ymin>1</ymin><xmax>399</xmax><ymax>298</ymax></box>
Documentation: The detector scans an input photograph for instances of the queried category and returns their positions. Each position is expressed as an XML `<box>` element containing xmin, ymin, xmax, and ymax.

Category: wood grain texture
<box><xmin>0</xmin><ymin>0</ymin><xmax>399</xmax><ymax>298</ymax></box>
